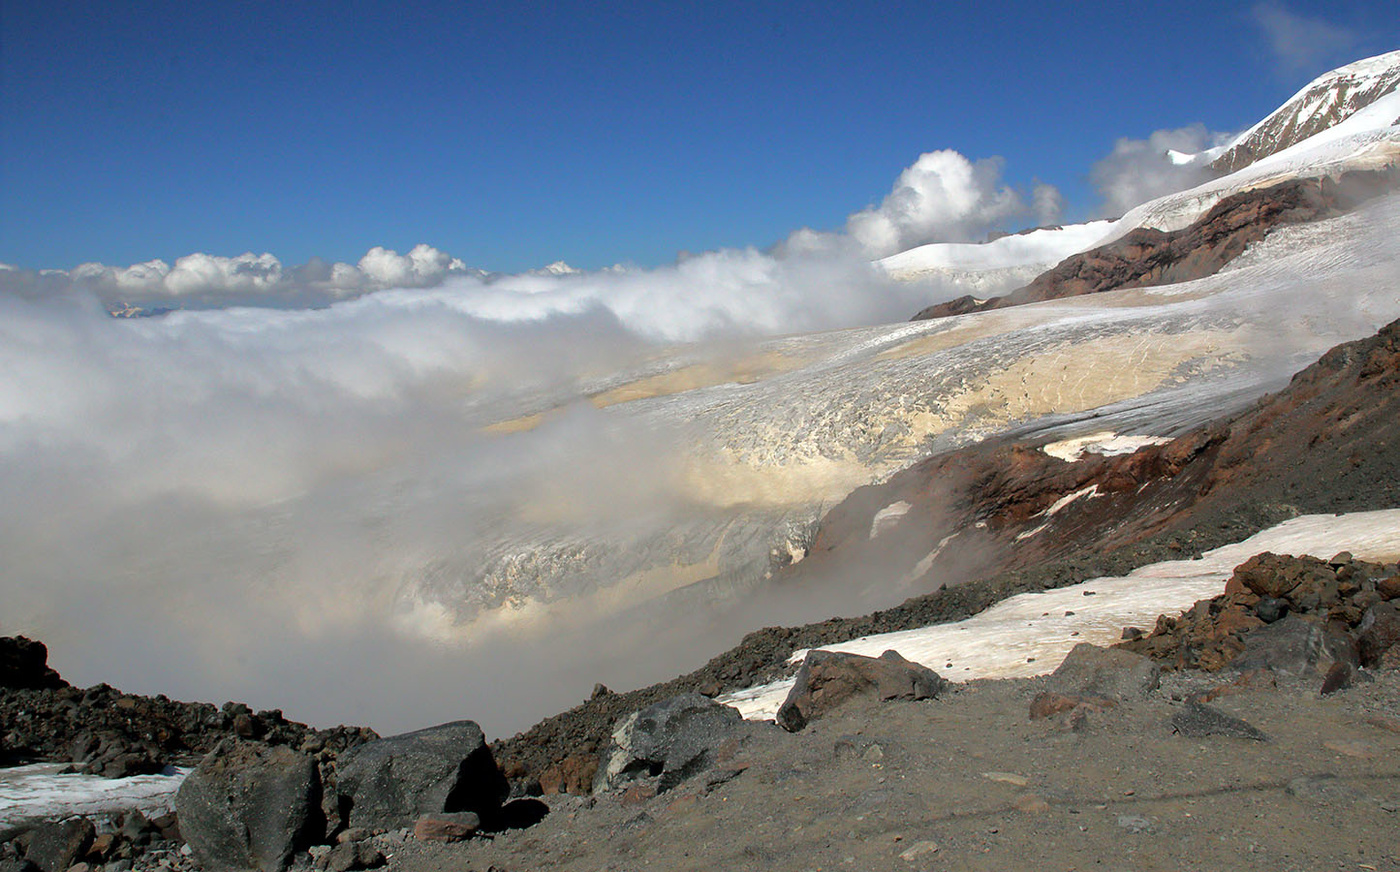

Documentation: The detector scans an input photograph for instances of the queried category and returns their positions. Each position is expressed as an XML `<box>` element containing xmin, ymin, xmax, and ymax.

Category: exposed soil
<box><xmin>404</xmin><ymin>670</ymin><xmax>1400</xmax><ymax>872</ymax></box>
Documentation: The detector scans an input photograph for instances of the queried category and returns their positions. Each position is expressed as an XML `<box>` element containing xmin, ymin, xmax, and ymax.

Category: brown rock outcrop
<box><xmin>914</xmin><ymin>167</ymin><xmax>1400</xmax><ymax>321</ymax></box>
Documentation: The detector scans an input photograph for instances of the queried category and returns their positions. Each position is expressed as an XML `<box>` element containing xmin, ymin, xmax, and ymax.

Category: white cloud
<box><xmin>36</xmin><ymin>244</ymin><xmax>487</xmax><ymax>307</ymax></box>
<box><xmin>1089</xmin><ymin>124</ymin><xmax>1235</xmax><ymax>217</ymax></box>
<box><xmin>353</xmin><ymin>243</ymin><xmax>472</xmax><ymax>288</ymax></box>
<box><xmin>1252</xmin><ymin>3</ymin><xmax>1359</xmax><ymax>73</ymax></box>
<box><xmin>845</xmin><ymin>150</ymin><xmax>1050</xmax><ymax>258</ymax></box>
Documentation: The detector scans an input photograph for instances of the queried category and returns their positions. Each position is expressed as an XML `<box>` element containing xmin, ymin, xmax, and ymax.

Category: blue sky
<box><xmin>2</xmin><ymin>0</ymin><xmax>1397</xmax><ymax>273</ymax></box>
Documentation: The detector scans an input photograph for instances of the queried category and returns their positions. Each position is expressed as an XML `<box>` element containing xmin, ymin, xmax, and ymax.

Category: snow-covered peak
<box><xmin>531</xmin><ymin>260</ymin><xmax>581</xmax><ymax>276</ymax></box>
<box><xmin>1212</xmin><ymin>48</ymin><xmax>1400</xmax><ymax>173</ymax></box>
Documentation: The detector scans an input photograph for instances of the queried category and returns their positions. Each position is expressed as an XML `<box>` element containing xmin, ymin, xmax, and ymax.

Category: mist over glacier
<box><xmin>0</xmin><ymin>157</ymin><xmax>1028</xmax><ymax>736</ymax></box>
<box><xmin>5</xmin><ymin>86</ymin><xmax>1398</xmax><ymax>738</ymax></box>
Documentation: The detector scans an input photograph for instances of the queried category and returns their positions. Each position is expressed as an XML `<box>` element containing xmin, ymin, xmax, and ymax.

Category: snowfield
<box><xmin>720</xmin><ymin>509</ymin><xmax>1400</xmax><ymax>720</ymax></box>
<box><xmin>0</xmin><ymin>764</ymin><xmax>186</xmax><ymax>828</ymax></box>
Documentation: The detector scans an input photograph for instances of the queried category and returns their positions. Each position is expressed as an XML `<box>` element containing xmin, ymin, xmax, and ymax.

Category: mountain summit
<box><xmin>1212</xmin><ymin>48</ymin><xmax>1400</xmax><ymax>173</ymax></box>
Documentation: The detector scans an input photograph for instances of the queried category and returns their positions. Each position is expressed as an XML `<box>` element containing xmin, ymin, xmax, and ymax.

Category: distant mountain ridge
<box><xmin>1212</xmin><ymin>49</ymin><xmax>1400</xmax><ymax>174</ymax></box>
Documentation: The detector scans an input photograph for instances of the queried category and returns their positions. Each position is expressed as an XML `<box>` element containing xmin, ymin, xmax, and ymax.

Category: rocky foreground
<box><xmin>3</xmin><ymin>543</ymin><xmax>1400</xmax><ymax>872</ymax></box>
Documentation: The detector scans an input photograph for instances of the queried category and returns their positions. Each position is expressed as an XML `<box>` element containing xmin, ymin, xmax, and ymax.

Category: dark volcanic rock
<box><xmin>335</xmin><ymin>721</ymin><xmax>508</xmax><ymax>830</ymax></box>
<box><xmin>23</xmin><ymin>819</ymin><xmax>94</xmax><ymax>872</ymax></box>
<box><xmin>595</xmin><ymin>694</ymin><xmax>745</xmax><ymax>793</ymax></box>
<box><xmin>776</xmin><ymin>649</ymin><xmax>945</xmax><ymax>732</ymax></box>
<box><xmin>176</xmin><ymin>740</ymin><xmax>322</xmax><ymax>872</ymax></box>
<box><xmin>1170</xmin><ymin>701</ymin><xmax>1268</xmax><ymax>740</ymax></box>
<box><xmin>0</xmin><ymin>638</ymin><xmax>66</xmax><ymax>691</ymax></box>
<box><xmin>0</xmin><ymin>675</ymin><xmax>375</xmax><ymax>770</ymax></box>
<box><xmin>315</xmin><ymin>842</ymin><xmax>385</xmax><ymax>872</ymax></box>
<box><xmin>1357</xmin><ymin>601</ymin><xmax>1400</xmax><ymax>667</ymax></box>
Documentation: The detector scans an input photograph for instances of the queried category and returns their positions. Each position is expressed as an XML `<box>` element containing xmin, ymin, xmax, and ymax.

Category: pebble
<box><xmin>1116</xmin><ymin>814</ymin><xmax>1152</xmax><ymax>834</ymax></box>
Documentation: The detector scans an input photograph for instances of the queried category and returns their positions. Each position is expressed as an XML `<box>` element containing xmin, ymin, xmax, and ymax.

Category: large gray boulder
<box><xmin>776</xmin><ymin>649</ymin><xmax>946</xmax><ymax>732</ymax></box>
<box><xmin>1046</xmin><ymin>643</ymin><xmax>1160</xmax><ymax>700</ymax></box>
<box><xmin>175</xmin><ymin>740</ymin><xmax>322</xmax><ymax>872</ymax></box>
<box><xmin>1229</xmin><ymin>614</ymin><xmax>1355</xmax><ymax>677</ymax></box>
<box><xmin>334</xmin><ymin>721</ymin><xmax>507</xmax><ymax>830</ymax></box>
<box><xmin>595</xmin><ymin>694</ymin><xmax>744</xmax><ymax>793</ymax></box>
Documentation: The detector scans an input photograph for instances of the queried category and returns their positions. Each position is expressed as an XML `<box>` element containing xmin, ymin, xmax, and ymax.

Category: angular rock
<box><xmin>0</xmin><ymin>637</ymin><xmax>66</xmax><ymax>690</ymax></box>
<box><xmin>23</xmin><ymin>818</ymin><xmax>95</xmax><ymax>872</ymax></box>
<box><xmin>595</xmin><ymin>694</ymin><xmax>745</xmax><ymax>793</ymax></box>
<box><xmin>1045</xmin><ymin>643</ymin><xmax>1159</xmax><ymax>700</ymax></box>
<box><xmin>776</xmin><ymin>649</ymin><xmax>946</xmax><ymax>732</ymax></box>
<box><xmin>1230</xmin><ymin>614</ymin><xmax>1344</xmax><ymax>677</ymax></box>
<box><xmin>412</xmin><ymin>812</ymin><xmax>481</xmax><ymax>843</ymax></box>
<box><xmin>1377</xmin><ymin>575</ymin><xmax>1400</xmax><ymax>601</ymax></box>
<box><xmin>1170</xmin><ymin>701</ymin><xmax>1268</xmax><ymax>740</ymax></box>
<box><xmin>175</xmin><ymin>739</ymin><xmax>322</xmax><ymax>872</ymax></box>
<box><xmin>1231</xmin><ymin>553</ymin><xmax>1335</xmax><ymax>600</ymax></box>
<box><xmin>1357</xmin><ymin>601</ymin><xmax>1400</xmax><ymax>667</ymax></box>
<box><xmin>335</xmin><ymin>720</ymin><xmax>507</xmax><ymax>830</ymax></box>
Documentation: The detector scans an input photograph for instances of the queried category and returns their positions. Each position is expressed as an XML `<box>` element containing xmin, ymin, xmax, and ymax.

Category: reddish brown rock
<box><xmin>914</xmin><ymin>168</ymin><xmax>1400</xmax><ymax>322</ymax></box>
<box><xmin>1195</xmin><ymin>669</ymin><xmax>1277</xmax><ymax>703</ymax></box>
<box><xmin>412</xmin><ymin>813</ymin><xmax>480</xmax><ymax>843</ymax></box>
<box><xmin>1029</xmin><ymin>692</ymin><xmax>1117</xmax><ymax>720</ymax></box>
<box><xmin>1378</xmin><ymin>575</ymin><xmax>1400</xmax><ymax>601</ymax></box>
<box><xmin>538</xmin><ymin>752</ymin><xmax>598</xmax><ymax>795</ymax></box>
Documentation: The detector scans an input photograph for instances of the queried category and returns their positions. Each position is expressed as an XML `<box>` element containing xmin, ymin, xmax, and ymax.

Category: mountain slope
<box><xmin>1213</xmin><ymin>49</ymin><xmax>1400</xmax><ymax>174</ymax></box>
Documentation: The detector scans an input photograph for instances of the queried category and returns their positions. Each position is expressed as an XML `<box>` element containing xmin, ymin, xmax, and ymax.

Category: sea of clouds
<box><xmin>0</xmin><ymin>136</ymin><xmax>1227</xmax><ymax>736</ymax></box>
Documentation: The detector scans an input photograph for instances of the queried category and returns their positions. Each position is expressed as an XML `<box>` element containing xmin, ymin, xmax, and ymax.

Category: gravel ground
<box><xmin>412</xmin><ymin>669</ymin><xmax>1400</xmax><ymax>872</ymax></box>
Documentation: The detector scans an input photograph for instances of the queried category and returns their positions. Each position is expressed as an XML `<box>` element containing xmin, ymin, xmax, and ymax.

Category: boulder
<box><xmin>1230</xmin><ymin>553</ymin><xmax>1335</xmax><ymax>600</ymax></box>
<box><xmin>1045</xmin><ymin>643</ymin><xmax>1160</xmax><ymax>700</ymax></box>
<box><xmin>1229</xmin><ymin>614</ymin><xmax>1351</xmax><ymax>677</ymax></box>
<box><xmin>1357</xmin><ymin>601</ymin><xmax>1400</xmax><ymax>667</ymax></box>
<box><xmin>412</xmin><ymin>813</ymin><xmax>481</xmax><ymax>843</ymax></box>
<box><xmin>0</xmin><ymin>637</ymin><xmax>66</xmax><ymax>690</ymax></box>
<box><xmin>594</xmin><ymin>694</ymin><xmax>745</xmax><ymax>793</ymax></box>
<box><xmin>23</xmin><ymin>818</ymin><xmax>94</xmax><ymax>872</ymax></box>
<box><xmin>175</xmin><ymin>739</ymin><xmax>322</xmax><ymax>872</ymax></box>
<box><xmin>335</xmin><ymin>721</ymin><xmax>507</xmax><ymax>830</ymax></box>
<box><xmin>776</xmin><ymin>649</ymin><xmax>946</xmax><ymax>732</ymax></box>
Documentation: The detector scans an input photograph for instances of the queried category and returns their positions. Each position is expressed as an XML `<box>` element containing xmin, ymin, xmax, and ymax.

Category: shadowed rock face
<box><xmin>0</xmin><ymin>637</ymin><xmax>66</xmax><ymax>691</ymax></box>
<box><xmin>914</xmin><ymin>167</ymin><xmax>1400</xmax><ymax>321</ymax></box>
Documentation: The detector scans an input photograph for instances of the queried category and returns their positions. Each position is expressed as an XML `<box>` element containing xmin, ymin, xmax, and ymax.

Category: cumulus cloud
<box><xmin>1090</xmin><ymin>124</ymin><xmax>1236</xmax><ymax>217</ymax></box>
<box><xmin>845</xmin><ymin>150</ymin><xmax>1056</xmax><ymax>257</ymax></box>
<box><xmin>1252</xmin><ymin>3</ymin><xmax>1359</xmax><ymax>73</ymax></box>
<box><xmin>21</xmin><ymin>245</ymin><xmax>488</xmax><ymax>310</ymax></box>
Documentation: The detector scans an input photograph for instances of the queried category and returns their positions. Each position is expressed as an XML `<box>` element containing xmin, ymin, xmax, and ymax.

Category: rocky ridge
<box><xmin>1211</xmin><ymin>48</ymin><xmax>1400</xmax><ymax>174</ymax></box>
<box><xmin>914</xmin><ymin>165</ymin><xmax>1399</xmax><ymax>320</ymax></box>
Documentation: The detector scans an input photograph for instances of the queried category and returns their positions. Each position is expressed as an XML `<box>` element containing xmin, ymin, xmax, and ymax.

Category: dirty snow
<box><xmin>1042</xmin><ymin>431</ymin><xmax>1174</xmax><ymax>462</ymax></box>
<box><xmin>0</xmin><ymin>763</ymin><xmax>186</xmax><ymax>828</ymax></box>
<box><xmin>719</xmin><ymin>509</ymin><xmax>1400</xmax><ymax>720</ymax></box>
